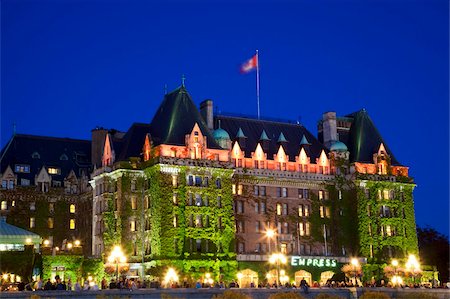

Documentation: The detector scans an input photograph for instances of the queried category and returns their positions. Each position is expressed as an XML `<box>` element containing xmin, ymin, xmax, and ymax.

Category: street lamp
<box><xmin>266</xmin><ymin>229</ymin><xmax>275</xmax><ymax>253</ymax></box>
<box><xmin>351</xmin><ymin>258</ymin><xmax>359</xmax><ymax>287</ymax></box>
<box><xmin>269</xmin><ymin>253</ymin><xmax>287</xmax><ymax>286</ymax></box>
<box><xmin>74</xmin><ymin>240</ymin><xmax>81</xmax><ymax>247</ymax></box>
<box><xmin>107</xmin><ymin>245</ymin><xmax>127</xmax><ymax>281</ymax></box>
<box><xmin>163</xmin><ymin>268</ymin><xmax>179</xmax><ymax>288</ymax></box>
<box><xmin>405</xmin><ymin>254</ymin><xmax>421</xmax><ymax>285</ymax></box>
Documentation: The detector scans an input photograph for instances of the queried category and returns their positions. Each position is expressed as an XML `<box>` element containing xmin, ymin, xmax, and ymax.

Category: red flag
<box><xmin>240</xmin><ymin>54</ymin><xmax>258</xmax><ymax>73</ymax></box>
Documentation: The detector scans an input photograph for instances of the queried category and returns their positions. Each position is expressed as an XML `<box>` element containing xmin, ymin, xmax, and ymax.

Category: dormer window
<box><xmin>60</xmin><ymin>154</ymin><xmax>68</xmax><ymax>161</ymax></box>
<box><xmin>194</xmin><ymin>131</ymin><xmax>199</xmax><ymax>142</ymax></box>
<box><xmin>48</xmin><ymin>167</ymin><xmax>60</xmax><ymax>175</ymax></box>
<box><xmin>15</xmin><ymin>164</ymin><xmax>30</xmax><ymax>173</ymax></box>
<box><xmin>32</xmin><ymin>152</ymin><xmax>40</xmax><ymax>159</ymax></box>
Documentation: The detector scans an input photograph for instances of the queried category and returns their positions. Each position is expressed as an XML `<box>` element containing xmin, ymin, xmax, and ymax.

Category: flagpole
<box><xmin>256</xmin><ymin>50</ymin><xmax>260</xmax><ymax>119</ymax></box>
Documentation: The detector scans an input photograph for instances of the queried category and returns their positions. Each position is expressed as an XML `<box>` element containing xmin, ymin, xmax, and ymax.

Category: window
<box><xmin>254</xmin><ymin>185</ymin><xmax>259</xmax><ymax>196</ymax></box>
<box><xmin>276</xmin><ymin>187</ymin><xmax>281</xmax><ymax>197</ymax></box>
<box><xmin>283</xmin><ymin>222</ymin><xmax>289</xmax><ymax>234</ymax></box>
<box><xmin>203</xmin><ymin>177</ymin><xmax>209</xmax><ymax>187</ymax></box>
<box><xmin>298</xmin><ymin>205</ymin><xmax>303</xmax><ymax>217</ymax></box>
<box><xmin>383</xmin><ymin>190</ymin><xmax>389</xmax><ymax>200</ymax></box>
<box><xmin>70</xmin><ymin>204</ymin><xmax>76</xmax><ymax>213</ymax></box>
<box><xmin>60</xmin><ymin>154</ymin><xmax>68</xmax><ymax>161</ymax></box>
<box><xmin>172</xmin><ymin>175</ymin><xmax>178</xmax><ymax>187</ymax></box>
<box><xmin>259</xmin><ymin>186</ymin><xmax>266</xmax><ymax>196</ymax></box>
<box><xmin>236</xmin><ymin>201</ymin><xmax>244</xmax><ymax>213</ymax></box>
<box><xmin>30</xmin><ymin>202</ymin><xmax>36</xmax><ymax>211</ymax></box>
<box><xmin>281</xmin><ymin>243</ymin><xmax>287</xmax><ymax>254</ymax></box>
<box><xmin>237</xmin><ymin>221</ymin><xmax>245</xmax><ymax>233</ymax></box>
<box><xmin>260</xmin><ymin>202</ymin><xmax>266</xmax><ymax>214</ymax></box>
<box><xmin>215</xmin><ymin>178</ymin><xmax>222</xmax><ymax>188</ymax></box>
<box><xmin>196</xmin><ymin>215</ymin><xmax>202</xmax><ymax>227</ymax></box>
<box><xmin>237</xmin><ymin>184</ymin><xmax>243</xmax><ymax>195</ymax></box>
<box><xmin>326</xmin><ymin>207</ymin><xmax>330</xmax><ymax>218</ymax></box>
<box><xmin>187</xmin><ymin>175</ymin><xmax>194</xmax><ymax>186</ymax></box>
<box><xmin>304</xmin><ymin>205</ymin><xmax>310</xmax><ymax>217</ymax></box>
<box><xmin>255</xmin><ymin>221</ymin><xmax>260</xmax><ymax>233</ymax></box>
<box><xmin>299</xmin><ymin>222</ymin><xmax>305</xmax><ymax>236</ymax></box>
<box><xmin>1</xmin><ymin>201</ymin><xmax>7</xmax><ymax>210</ymax></box>
<box><xmin>131</xmin><ymin>180</ymin><xmax>136</xmax><ymax>191</ymax></box>
<box><xmin>255</xmin><ymin>202</ymin><xmax>259</xmax><ymax>213</ymax></box>
<box><xmin>52</xmin><ymin>180</ymin><xmax>61</xmax><ymax>187</ymax></box>
<box><xmin>21</xmin><ymin>178</ymin><xmax>30</xmax><ymax>186</ymax></box>
<box><xmin>49</xmin><ymin>203</ymin><xmax>54</xmax><ymax>213</ymax></box>
<box><xmin>188</xmin><ymin>193</ymin><xmax>193</xmax><ymax>206</ymax></box>
<box><xmin>173</xmin><ymin>193</ymin><xmax>178</xmax><ymax>204</ymax></box>
<box><xmin>195</xmin><ymin>176</ymin><xmax>202</xmax><ymax>186</ymax></box>
<box><xmin>298</xmin><ymin>189</ymin><xmax>309</xmax><ymax>199</ymax></box>
<box><xmin>282</xmin><ymin>203</ymin><xmax>288</xmax><ymax>215</ymax></box>
<box><xmin>276</xmin><ymin>203</ymin><xmax>282</xmax><ymax>215</ymax></box>
<box><xmin>277</xmin><ymin>222</ymin><xmax>282</xmax><ymax>234</ymax></box>
<box><xmin>131</xmin><ymin>196</ymin><xmax>137</xmax><ymax>210</ymax></box>
<box><xmin>8</xmin><ymin>180</ymin><xmax>14</xmax><ymax>189</ymax></box>
<box><xmin>48</xmin><ymin>218</ymin><xmax>54</xmax><ymax>229</ymax></box>
<box><xmin>1</xmin><ymin>180</ymin><xmax>6</xmax><ymax>189</ymax></box>
<box><xmin>319</xmin><ymin>190</ymin><xmax>324</xmax><ymax>200</ymax></box>
<box><xmin>173</xmin><ymin>215</ymin><xmax>177</xmax><ymax>227</ymax></box>
<box><xmin>386</xmin><ymin>225</ymin><xmax>392</xmax><ymax>236</ymax></box>
<box><xmin>305</xmin><ymin>222</ymin><xmax>310</xmax><ymax>236</ymax></box>
<box><xmin>282</xmin><ymin>187</ymin><xmax>288</xmax><ymax>197</ymax></box>
<box><xmin>15</xmin><ymin>164</ymin><xmax>30</xmax><ymax>173</ymax></box>
<box><xmin>70</xmin><ymin>219</ymin><xmax>76</xmax><ymax>230</ymax></box>
<box><xmin>320</xmin><ymin>206</ymin><xmax>325</xmax><ymax>218</ymax></box>
<box><xmin>196</xmin><ymin>239</ymin><xmax>202</xmax><ymax>252</ymax></box>
<box><xmin>30</xmin><ymin>217</ymin><xmax>35</xmax><ymax>228</ymax></box>
<box><xmin>48</xmin><ymin>167</ymin><xmax>60</xmax><ymax>175</ymax></box>
<box><xmin>238</xmin><ymin>242</ymin><xmax>245</xmax><ymax>253</ymax></box>
<box><xmin>11</xmin><ymin>201</ymin><xmax>15</xmax><ymax>207</ymax></box>
<box><xmin>232</xmin><ymin>184</ymin><xmax>236</xmax><ymax>195</ymax></box>
<box><xmin>195</xmin><ymin>194</ymin><xmax>202</xmax><ymax>206</ymax></box>
<box><xmin>130</xmin><ymin>220</ymin><xmax>136</xmax><ymax>232</ymax></box>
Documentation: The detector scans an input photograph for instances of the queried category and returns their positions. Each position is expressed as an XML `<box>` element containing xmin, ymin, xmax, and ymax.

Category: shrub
<box><xmin>268</xmin><ymin>292</ymin><xmax>306</xmax><ymax>299</ymax></box>
<box><xmin>397</xmin><ymin>293</ymin><xmax>438</xmax><ymax>299</ymax></box>
<box><xmin>359</xmin><ymin>292</ymin><xmax>391</xmax><ymax>299</ymax></box>
<box><xmin>212</xmin><ymin>290</ymin><xmax>252</xmax><ymax>299</ymax></box>
<box><xmin>315</xmin><ymin>294</ymin><xmax>345</xmax><ymax>299</ymax></box>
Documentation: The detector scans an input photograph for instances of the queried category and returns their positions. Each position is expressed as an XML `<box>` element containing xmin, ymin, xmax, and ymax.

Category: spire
<box><xmin>277</xmin><ymin>132</ymin><xmax>288</xmax><ymax>143</ymax></box>
<box><xmin>236</xmin><ymin>127</ymin><xmax>247</xmax><ymax>138</ymax></box>
<box><xmin>300</xmin><ymin>135</ymin><xmax>310</xmax><ymax>145</ymax></box>
<box><xmin>259</xmin><ymin>130</ymin><xmax>270</xmax><ymax>141</ymax></box>
<box><xmin>181</xmin><ymin>74</ymin><xmax>186</xmax><ymax>87</ymax></box>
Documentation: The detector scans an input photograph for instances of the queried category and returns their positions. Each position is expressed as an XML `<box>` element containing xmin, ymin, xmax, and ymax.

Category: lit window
<box><xmin>173</xmin><ymin>193</ymin><xmax>178</xmax><ymax>204</ymax></box>
<box><xmin>70</xmin><ymin>219</ymin><xmax>75</xmax><ymax>230</ymax></box>
<box><xmin>48</xmin><ymin>167</ymin><xmax>60</xmax><ymax>175</ymax></box>
<box><xmin>320</xmin><ymin>206</ymin><xmax>325</xmax><ymax>218</ymax></box>
<box><xmin>195</xmin><ymin>194</ymin><xmax>202</xmax><ymax>206</ymax></box>
<box><xmin>319</xmin><ymin>190</ymin><xmax>324</xmax><ymax>200</ymax></box>
<box><xmin>70</xmin><ymin>204</ymin><xmax>76</xmax><ymax>213</ymax></box>
<box><xmin>305</xmin><ymin>222</ymin><xmax>310</xmax><ymax>236</ymax></box>
<box><xmin>173</xmin><ymin>216</ymin><xmax>177</xmax><ymax>227</ymax></box>
<box><xmin>282</xmin><ymin>203</ymin><xmax>288</xmax><ymax>215</ymax></box>
<box><xmin>195</xmin><ymin>215</ymin><xmax>202</xmax><ymax>228</ymax></box>
<box><xmin>11</xmin><ymin>201</ymin><xmax>15</xmax><ymax>207</ymax></box>
<box><xmin>30</xmin><ymin>217</ymin><xmax>35</xmax><ymax>228</ymax></box>
<box><xmin>49</xmin><ymin>203</ymin><xmax>54</xmax><ymax>213</ymax></box>
<box><xmin>232</xmin><ymin>184</ymin><xmax>236</xmax><ymax>195</ymax></box>
<box><xmin>131</xmin><ymin>196</ymin><xmax>137</xmax><ymax>210</ymax></box>
<box><xmin>383</xmin><ymin>190</ymin><xmax>389</xmax><ymax>200</ymax></box>
<box><xmin>276</xmin><ymin>203</ymin><xmax>282</xmax><ymax>216</ymax></box>
<box><xmin>15</xmin><ymin>164</ymin><xmax>30</xmax><ymax>173</ymax></box>
<box><xmin>130</xmin><ymin>220</ymin><xmax>136</xmax><ymax>232</ymax></box>
<box><xmin>304</xmin><ymin>205</ymin><xmax>310</xmax><ymax>217</ymax></box>
<box><xmin>299</xmin><ymin>222</ymin><xmax>305</xmax><ymax>236</ymax></box>
<box><xmin>282</xmin><ymin>187</ymin><xmax>287</xmax><ymax>197</ymax></box>
<box><xmin>48</xmin><ymin>218</ymin><xmax>54</xmax><ymax>229</ymax></box>
<box><xmin>172</xmin><ymin>175</ymin><xmax>178</xmax><ymax>187</ymax></box>
<box><xmin>1</xmin><ymin>201</ymin><xmax>7</xmax><ymax>210</ymax></box>
<box><xmin>237</xmin><ymin>184</ymin><xmax>243</xmax><ymax>195</ymax></box>
<box><xmin>298</xmin><ymin>205</ymin><xmax>303</xmax><ymax>217</ymax></box>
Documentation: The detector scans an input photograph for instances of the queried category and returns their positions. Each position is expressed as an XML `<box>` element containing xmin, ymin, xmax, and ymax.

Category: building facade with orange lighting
<box><xmin>89</xmin><ymin>85</ymin><xmax>418</xmax><ymax>285</ymax></box>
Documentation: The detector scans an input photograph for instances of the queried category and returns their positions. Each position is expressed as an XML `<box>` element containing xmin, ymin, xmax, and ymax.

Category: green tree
<box><xmin>417</xmin><ymin>226</ymin><xmax>449</xmax><ymax>282</ymax></box>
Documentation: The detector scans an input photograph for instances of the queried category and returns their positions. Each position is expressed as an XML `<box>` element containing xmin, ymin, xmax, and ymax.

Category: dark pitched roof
<box><xmin>215</xmin><ymin>115</ymin><xmax>327</xmax><ymax>161</ymax></box>
<box><xmin>345</xmin><ymin>109</ymin><xmax>401</xmax><ymax>166</ymax></box>
<box><xmin>116</xmin><ymin>123</ymin><xmax>152</xmax><ymax>161</ymax></box>
<box><xmin>0</xmin><ymin>134</ymin><xmax>91</xmax><ymax>184</ymax></box>
<box><xmin>150</xmin><ymin>86</ymin><xmax>221</xmax><ymax>149</ymax></box>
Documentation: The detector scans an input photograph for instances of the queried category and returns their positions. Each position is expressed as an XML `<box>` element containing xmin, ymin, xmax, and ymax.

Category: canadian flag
<box><xmin>240</xmin><ymin>54</ymin><xmax>258</xmax><ymax>73</ymax></box>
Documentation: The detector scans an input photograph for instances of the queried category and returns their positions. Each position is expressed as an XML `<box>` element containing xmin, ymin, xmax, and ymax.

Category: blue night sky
<box><xmin>2</xmin><ymin>0</ymin><xmax>449</xmax><ymax>236</ymax></box>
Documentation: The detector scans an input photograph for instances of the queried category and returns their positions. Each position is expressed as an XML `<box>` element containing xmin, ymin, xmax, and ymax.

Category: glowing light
<box><xmin>3</xmin><ymin>274</ymin><xmax>8</xmax><ymax>280</ymax></box>
<box><xmin>43</xmin><ymin>239</ymin><xmax>50</xmax><ymax>246</ymax></box>
<box><xmin>351</xmin><ymin>258</ymin><xmax>359</xmax><ymax>267</ymax></box>
<box><xmin>25</xmin><ymin>238</ymin><xmax>32</xmax><ymax>244</ymax></box>
<box><xmin>391</xmin><ymin>259</ymin><xmax>399</xmax><ymax>267</ymax></box>
<box><xmin>67</xmin><ymin>243</ymin><xmax>73</xmax><ymax>249</ymax></box>
<box><xmin>74</xmin><ymin>240</ymin><xmax>81</xmax><ymax>246</ymax></box>
<box><xmin>163</xmin><ymin>268</ymin><xmax>179</xmax><ymax>284</ymax></box>
<box><xmin>237</xmin><ymin>272</ymin><xmax>243</xmax><ymax>280</ymax></box>
<box><xmin>88</xmin><ymin>276</ymin><xmax>93</xmax><ymax>281</ymax></box>
<box><xmin>266</xmin><ymin>229</ymin><xmax>275</xmax><ymax>239</ymax></box>
<box><xmin>55</xmin><ymin>247</ymin><xmax>59</xmax><ymax>251</ymax></box>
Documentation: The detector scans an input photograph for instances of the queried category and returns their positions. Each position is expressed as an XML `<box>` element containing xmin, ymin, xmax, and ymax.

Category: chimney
<box><xmin>91</xmin><ymin>127</ymin><xmax>108</xmax><ymax>168</ymax></box>
<box><xmin>322</xmin><ymin>112</ymin><xmax>337</xmax><ymax>148</ymax></box>
<box><xmin>200</xmin><ymin>99</ymin><xmax>214</xmax><ymax>130</ymax></box>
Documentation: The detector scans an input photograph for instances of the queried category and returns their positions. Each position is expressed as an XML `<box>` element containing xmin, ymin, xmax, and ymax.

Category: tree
<box><xmin>417</xmin><ymin>226</ymin><xmax>449</xmax><ymax>283</ymax></box>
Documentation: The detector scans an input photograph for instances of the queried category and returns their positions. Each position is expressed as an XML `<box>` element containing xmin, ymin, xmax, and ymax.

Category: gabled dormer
<box><xmin>143</xmin><ymin>133</ymin><xmax>152</xmax><ymax>161</ymax></box>
<box><xmin>373</xmin><ymin>143</ymin><xmax>390</xmax><ymax>175</ymax></box>
<box><xmin>231</xmin><ymin>141</ymin><xmax>244</xmax><ymax>167</ymax></box>
<box><xmin>64</xmin><ymin>170</ymin><xmax>78</xmax><ymax>194</ymax></box>
<box><xmin>317</xmin><ymin>150</ymin><xmax>330</xmax><ymax>174</ymax></box>
<box><xmin>252</xmin><ymin>143</ymin><xmax>267</xmax><ymax>169</ymax></box>
<box><xmin>274</xmin><ymin>145</ymin><xmax>288</xmax><ymax>171</ymax></box>
<box><xmin>36</xmin><ymin>166</ymin><xmax>51</xmax><ymax>192</ymax></box>
<box><xmin>186</xmin><ymin>123</ymin><xmax>206</xmax><ymax>159</ymax></box>
<box><xmin>102</xmin><ymin>134</ymin><xmax>115</xmax><ymax>167</ymax></box>
<box><xmin>235</xmin><ymin>127</ymin><xmax>247</xmax><ymax>150</ymax></box>
<box><xmin>1</xmin><ymin>166</ymin><xmax>16</xmax><ymax>190</ymax></box>
<box><xmin>296</xmin><ymin>148</ymin><xmax>310</xmax><ymax>172</ymax></box>
<box><xmin>259</xmin><ymin>130</ymin><xmax>270</xmax><ymax>152</ymax></box>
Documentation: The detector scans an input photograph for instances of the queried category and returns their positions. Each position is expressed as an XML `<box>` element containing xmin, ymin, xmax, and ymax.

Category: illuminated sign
<box><xmin>291</xmin><ymin>256</ymin><xmax>337</xmax><ymax>267</ymax></box>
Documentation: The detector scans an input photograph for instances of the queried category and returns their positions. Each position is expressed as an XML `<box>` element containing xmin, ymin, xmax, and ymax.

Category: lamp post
<box><xmin>269</xmin><ymin>253</ymin><xmax>287</xmax><ymax>287</ymax></box>
<box><xmin>107</xmin><ymin>246</ymin><xmax>127</xmax><ymax>281</ymax></box>
<box><xmin>266</xmin><ymin>229</ymin><xmax>275</xmax><ymax>253</ymax></box>
<box><xmin>351</xmin><ymin>258</ymin><xmax>359</xmax><ymax>287</ymax></box>
<box><xmin>405</xmin><ymin>254</ymin><xmax>420</xmax><ymax>286</ymax></box>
